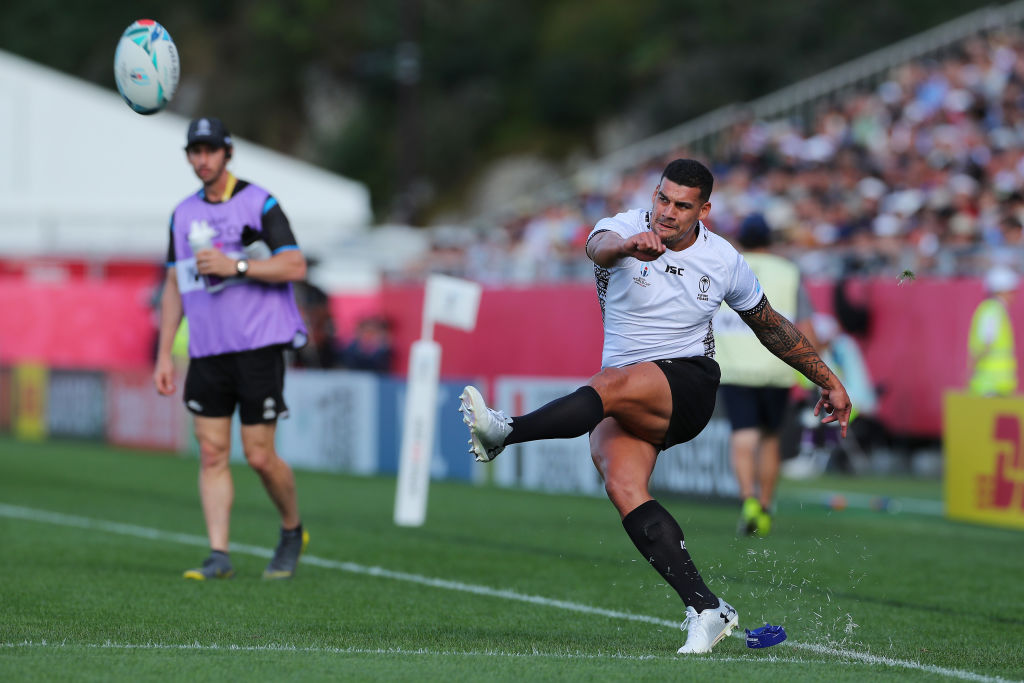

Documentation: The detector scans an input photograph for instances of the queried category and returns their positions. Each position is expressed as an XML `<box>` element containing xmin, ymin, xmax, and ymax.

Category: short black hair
<box><xmin>661</xmin><ymin>159</ymin><xmax>714</xmax><ymax>202</ymax></box>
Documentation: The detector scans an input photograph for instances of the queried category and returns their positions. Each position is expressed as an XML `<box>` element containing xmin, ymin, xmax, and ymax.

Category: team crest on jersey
<box><xmin>697</xmin><ymin>275</ymin><xmax>711</xmax><ymax>301</ymax></box>
<box><xmin>633</xmin><ymin>264</ymin><xmax>652</xmax><ymax>288</ymax></box>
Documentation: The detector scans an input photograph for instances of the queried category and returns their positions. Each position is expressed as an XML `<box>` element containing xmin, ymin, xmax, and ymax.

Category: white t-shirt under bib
<box><xmin>587</xmin><ymin>208</ymin><xmax>763</xmax><ymax>368</ymax></box>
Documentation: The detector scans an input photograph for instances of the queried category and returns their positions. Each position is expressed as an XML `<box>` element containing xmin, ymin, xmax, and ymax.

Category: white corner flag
<box><xmin>394</xmin><ymin>274</ymin><xmax>482</xmax><ymax>527</ymax></box>
<box><xmin>422</xmin><ymin>273</ymin><xmax>482</xmax><ymax>334</ymax></box>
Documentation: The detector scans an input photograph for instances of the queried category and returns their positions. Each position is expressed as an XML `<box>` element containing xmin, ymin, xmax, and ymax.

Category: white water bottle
<box><xmin>187</xmin><ymin>220</ymin><xmax>226</xmax><ymax>292</ymax></box>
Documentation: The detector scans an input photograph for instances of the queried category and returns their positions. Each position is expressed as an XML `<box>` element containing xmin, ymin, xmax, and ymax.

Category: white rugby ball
<box><xmin>113</xmin><ymin>19</ymin><xmax>179</xmax><ymax>115</ymax></box>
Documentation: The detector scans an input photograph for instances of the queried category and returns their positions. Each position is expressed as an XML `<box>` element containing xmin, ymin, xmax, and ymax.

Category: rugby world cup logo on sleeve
<box><xmin>633</xmin><ymin>264</ymin><xmax>652</xmax><ymax>288</ymax></box>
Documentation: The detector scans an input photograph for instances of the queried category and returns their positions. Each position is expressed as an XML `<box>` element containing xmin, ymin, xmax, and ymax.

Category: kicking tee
<box><xmin>587</xmin><ymin>208</ymin><xmax>763</xmax><ymax>368</ymax></box>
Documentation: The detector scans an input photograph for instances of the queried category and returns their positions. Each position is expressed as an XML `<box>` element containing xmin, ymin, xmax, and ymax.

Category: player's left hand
<box><xmin>814</xmin><ymin>382</ymin><xmax>852</xmax><ymax>438</ymax></box>
<box><xmin>195</xmin><ymin>247</ymin><xmax>236</xmax><ymax>277</ymax></box>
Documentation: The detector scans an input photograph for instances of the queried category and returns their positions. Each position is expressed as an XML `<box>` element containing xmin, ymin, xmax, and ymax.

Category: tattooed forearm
<box><xmin>738</xmin><ymin>295</ymin><xmax>835</xmax><ymax>387</ymax></box>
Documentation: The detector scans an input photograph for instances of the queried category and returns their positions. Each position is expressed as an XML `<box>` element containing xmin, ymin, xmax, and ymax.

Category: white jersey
<box><xmin>587</xmin><ymin>208</ymin><xmax>764</xmax><ymax>368</ymax></box>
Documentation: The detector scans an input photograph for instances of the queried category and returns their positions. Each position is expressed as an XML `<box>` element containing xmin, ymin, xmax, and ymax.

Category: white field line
<box><xmin>0</xmin><ymin>503</ymin><xmax>1016</xmax><ymax>683</ymax></box>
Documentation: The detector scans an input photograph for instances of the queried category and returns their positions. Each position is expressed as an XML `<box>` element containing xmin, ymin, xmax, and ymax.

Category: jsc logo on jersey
<box><xmin>633</xmin><ymin>264</ymin><xmax>652</xmax><ymax>288</ymax></box>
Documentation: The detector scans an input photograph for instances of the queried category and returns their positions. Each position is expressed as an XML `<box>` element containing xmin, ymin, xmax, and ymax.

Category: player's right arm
<box><xmin>586</xmin><ymin>230</ymin><xmax>665</xmax><ymax>266</ymax></box>
<box><xmin>153</xmin><ymin>266</ymin><xmax>183</xmax><ymax>396</ymax></box>
<box><xmin>738</xmin><ymin>294</ymin><xmax>852</xmax><ymax>436</ymax></box>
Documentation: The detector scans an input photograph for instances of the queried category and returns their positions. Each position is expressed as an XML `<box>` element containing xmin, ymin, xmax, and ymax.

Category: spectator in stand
<box><xmin>291</xmin><ymin>278</ymin><xmax>339</xmax><ymax>369</ymax></box>
<box><xmin>422</xmin><ymin>28</ymin><xmax>1024</xmax><ymax>286</ymax></box>
<box><xmin>339</xmin><ymin>316</ymin><xmax>393</xmax><ymax>373</ymax></box>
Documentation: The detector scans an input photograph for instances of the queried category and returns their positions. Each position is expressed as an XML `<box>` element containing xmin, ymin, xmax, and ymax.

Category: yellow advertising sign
<box><xmin>944</xmin><ymin>392</ymin><xmax>1024</xmax><ymax>530</ymax></box>
<box><xmin>12</xmin><ymin>363</ymin><xmax>48</xmax><ymax>441</ymax></box>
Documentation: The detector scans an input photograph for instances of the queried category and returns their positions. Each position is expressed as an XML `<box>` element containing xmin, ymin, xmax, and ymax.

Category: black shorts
<box><xmin>653</xmin><ymin>356</ymin><xmax>721</xmax><ymax>450</ymax></box>
<box><xmin>184</xmin><ymin>345</ymin><xmax>289</xmax><ymax>424</ymax></box>
<box><xmin>719</xmin><ymin>384</ymin><xmax>791</xmax><ymax>433</ymax></box>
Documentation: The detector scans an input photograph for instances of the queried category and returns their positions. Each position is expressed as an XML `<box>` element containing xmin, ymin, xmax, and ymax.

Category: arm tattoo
<box><xmin>738</xmin><ymin>294</ymin><xmax>834</xmax><ymax>387</ymax></box>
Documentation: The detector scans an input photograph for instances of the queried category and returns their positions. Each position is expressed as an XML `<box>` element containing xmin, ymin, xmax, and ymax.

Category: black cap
<box><xmin>738</xmin><ymin>213</ymin><xmax>771</xmax><ymax>249</ymax></box>
<box><xmin>185</xmin><ymin>117</ymin><xmax>233</xmax><ymax>149</ymax></box>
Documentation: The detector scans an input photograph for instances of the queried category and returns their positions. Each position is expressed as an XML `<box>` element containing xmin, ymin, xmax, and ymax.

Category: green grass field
<box><xmin>1</xmin><ymin>435</ymin><xmax>1022</xmax><ymax>682</ymax></box>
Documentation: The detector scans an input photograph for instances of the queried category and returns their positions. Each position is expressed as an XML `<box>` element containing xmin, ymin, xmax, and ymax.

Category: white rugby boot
<box><xmin>677</xmin><ymin>599</ymin><xmax>739</xmax><ymax>654</ymax></box>
<box><xmin>459</xmin><ymin>385</ymin><xmax>513</xmax><ymax>462</ymax></box>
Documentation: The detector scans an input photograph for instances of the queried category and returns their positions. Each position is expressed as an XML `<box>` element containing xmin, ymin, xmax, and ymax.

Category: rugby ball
<box><xmin>113</xmin><ymin>19</ymin><xmax>179</xmax><ymax>115</ymax></box>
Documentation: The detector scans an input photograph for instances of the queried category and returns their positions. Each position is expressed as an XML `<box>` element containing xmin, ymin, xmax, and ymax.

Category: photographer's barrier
<box><xmin>944</xmin><ymin>392</ymin><xmax>1024</xmax><ymax>530</ymax></box>
<box><xmin>48</xmin><ymin>370</ymin><xmax>107</xmax><ymax>440</ymax></box>
<box><xmin>107</xmin><ymin>369</ymin><xmax>190</xmax><ymax>451</ymax></box>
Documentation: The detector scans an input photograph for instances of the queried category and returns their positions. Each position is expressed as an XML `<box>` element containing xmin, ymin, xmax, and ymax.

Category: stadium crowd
<box><xmin>410</xmin><ymin>28</ymin><xmax>1024</xmax><ymax>284</ymax></box>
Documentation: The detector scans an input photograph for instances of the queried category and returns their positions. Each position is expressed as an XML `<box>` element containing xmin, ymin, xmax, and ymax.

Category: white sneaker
<box><xmin>459</xmin><ymin>385</ymin><xmax>513</xmax><ymax>462</ymax></box>
<box><xmin>677</xmin><ymin>599</ymin><xmax>739</xmax><ymax>654</ymax></box>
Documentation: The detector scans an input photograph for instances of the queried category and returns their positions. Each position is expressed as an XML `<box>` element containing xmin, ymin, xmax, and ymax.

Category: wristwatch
<box><xmin>235</xmin><ymin>259</ymin><xmax>250</xmax><ymax>277</ymax></box>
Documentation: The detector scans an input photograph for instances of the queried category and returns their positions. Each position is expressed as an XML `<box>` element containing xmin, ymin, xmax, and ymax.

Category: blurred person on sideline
<box><xmin>458</xmin><ymin>159</ymin><xmax>851</xmax><ymax>654</ymax></box>
<box><xmin>784</xmin><ymin>312</ymin><xmax>881</xmax><ymax>478</ymax></box>
<box><xmin>339</xmin><ymin>315</ymin><xmax>393</xmax><ymax>373</ymax></box>
<box><xmin>967</xmin><ymin>265</ymin><xmax>1019</xmax><ymax>396</ymax></box>
<box><xmin>291</xmin><ymin>276</ymin><xmax>339</xmax><ymax>369</ymax></box>
<box><xmin>713</xmin><ymin>213</ymin><xmax>816</xmax><ymax>536</ymax></box>
<box><xmin>152</xmin><ymin>117</ymin><xmax>310</xmax><ymax>580</ymax></box>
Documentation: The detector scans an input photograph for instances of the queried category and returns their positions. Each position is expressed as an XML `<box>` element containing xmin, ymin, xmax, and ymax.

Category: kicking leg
<box><xmin>591</xmin><ymin>419</ymin><xmax>739</xmax><ymax>653</ymax></box>
<box><xmin>460</xmin><ymin>362</ymin><xmax>671</xmax><ymax>462</ymax></box>
<box><xmin>590</xmin><ymin>418</ymin><xmax>718</xmax><ymax>611</ymax></box>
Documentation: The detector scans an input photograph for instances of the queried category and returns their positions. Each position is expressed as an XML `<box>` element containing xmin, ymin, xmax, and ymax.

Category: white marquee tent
<box><xmin>0</xmin><ymin>49</ymin><xmax>373</xmax><ymax>260</ymax></box>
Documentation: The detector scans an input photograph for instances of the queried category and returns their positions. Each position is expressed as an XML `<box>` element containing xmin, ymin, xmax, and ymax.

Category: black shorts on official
<box><xmin>719</xmin><ymin>384</ymin><xmax>790</xmax><ymax>433</ymax></box>
<box><xmin>653</xmin><ymin>356</ymin><xmax>721</xmax><ymax>450</ymax></box>
<box><xmin>184</xmin><ymin>345</ymin><xmax>289</xmax><ymax>424</ymax></box>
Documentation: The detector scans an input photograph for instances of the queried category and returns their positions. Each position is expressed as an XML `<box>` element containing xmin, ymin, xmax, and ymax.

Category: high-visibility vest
<box><xmin>715</xmin><ymin>252</ymin><xmax>801</xmax><ymax>388</ymax></box>
<box><xmin>968</xmin><ymin>298</ymin><xmax>1017</xmax><ymax>396</ymax></box>
<box><xmin>172</xmin><ymin>318</ymin><xmax>190</xmax><ymax>359</ymax></box>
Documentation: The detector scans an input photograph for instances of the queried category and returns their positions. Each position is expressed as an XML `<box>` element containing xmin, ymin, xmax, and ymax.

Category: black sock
<box><xmin>621</xmin><ymin>500</ymin><xmax>718</xmax><ymax>612</ymax></box>
<box><xmin>282</xmin><ymin>523</ymin><xmax>303</xmax><ymax>539</ymax></box>
<box><xmin>210</xmin><ymin>549</ymin><xmax>230</xmax><ymax>559</ymax></box>
<box><xmin>505</xmin><ymin>386</ymin><xmax>604</xmax><ymax>445</ymax></box>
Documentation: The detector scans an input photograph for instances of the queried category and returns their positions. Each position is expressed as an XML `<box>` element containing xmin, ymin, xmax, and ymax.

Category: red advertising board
<box><xmin>377</xmin><ymin>277</ymin><xmax>1017</xmax><ymax>438</ymax></box>
<box><xmin>0</xmin><ymin>279</ymin><xmax>155</xmax><ymax>371</ymax></box>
